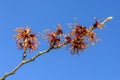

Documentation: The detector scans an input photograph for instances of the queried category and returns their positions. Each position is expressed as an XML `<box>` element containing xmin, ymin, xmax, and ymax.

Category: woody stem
<box><xmin>0</xmin><ymin>16</ymin><xmax>113</xmax><ymax>80</ymax></box>
<box><xmin>22</xmin><ymin>39</ymin><xmax>27</xmax><ymax>60</ymax></box>
<box><xmin>89</xmin><ymin>16</ymin><xmax>113</xmax><ymax>31</ymax></box>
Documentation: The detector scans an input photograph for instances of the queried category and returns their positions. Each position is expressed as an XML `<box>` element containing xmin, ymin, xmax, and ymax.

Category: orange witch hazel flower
<box><xmin>13</xmin><ymin>26</ymin><xmax>39</xmax><ymax>52</ymax></box>
<box><xmin>45</xmin><ymin>25</ymin><xmax>63</xmax><ymax>48</ymax></box>
<box><xmin>65</xmin><ymin>24</ymin><xmax>98</xmax><ymax>54</ymax></box>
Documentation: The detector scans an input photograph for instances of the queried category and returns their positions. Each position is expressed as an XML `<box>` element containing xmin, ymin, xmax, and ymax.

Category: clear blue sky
<box><xmin>0</xmin><ymin>0</ymin><xmax>119</xmax><ymax>80</ymax></box>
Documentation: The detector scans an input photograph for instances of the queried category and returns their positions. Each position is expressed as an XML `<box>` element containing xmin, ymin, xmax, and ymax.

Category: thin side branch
<box><xmin>0</xmin><ymin>47</ymin><xmax>55</xmax><ymax>80</ymax></box>
<box><xmin>0</xmin><ymin>16</ymin><xmax>113</xmax><ymax>80</ymax></box>
<box><xmin>22</xmin><ymin>49</ymin><xmax>27</xmax><ymax>60</ymax></box>
<box><xmin>89</xmin><ymin>16</ymin><xmax>113</xmax><ymax>31</ymax></box>
<box><xmin>24</xmin><ymin>40</ymin><xmax>66</xmax><ymax>63</ymax></box>
<box><xmin>0</xmin><ymin>61</ymin><xmax>24</xmax><ymax>80</ymax></box>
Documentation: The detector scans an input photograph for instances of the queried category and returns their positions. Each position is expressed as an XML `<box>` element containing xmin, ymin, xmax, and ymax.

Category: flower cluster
<box><xmin>45</xmin><ymin>25</ymin><xmax>63</xmax><ymax>48</ymax></box>
<box><xmin>14</xmin><ymin>27</ymin><xmax>39</xmax><ymax>52</ymax></box>
<box><xmin>44</xmin><ymin>22</ymin><xmax>100</xmax><ymax>54</ymax></box>
<box><xmin>13</xmin><ymin>18</ymin><xmax>106</xmax><ymax>54</ymax></box>
<box><xmin>65</xmin><ymin>24</ymin><xmax>98</xmax><ymax>54</ymax></box>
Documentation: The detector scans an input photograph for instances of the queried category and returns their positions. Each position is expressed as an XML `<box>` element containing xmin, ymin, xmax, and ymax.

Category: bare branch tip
<box><xmin>107</xmin><ymin>16</ymin><xmax>113</xmax><ymax>20</ymax></box>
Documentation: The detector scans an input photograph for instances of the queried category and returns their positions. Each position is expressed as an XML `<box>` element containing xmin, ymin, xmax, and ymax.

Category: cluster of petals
<box><xmin>14</xmin><ymin>27</ymin><xmax>38</xmax><ymax>52</ymax></box>
<box><xmin>13</xmin><ymin>20</ymin><xmax>103</xmax><ymax>54</ymax></box>
<box><xmin>45</xmin><ymin>25</ymin><xmax>63</xmax><ymax>48</ymax></box>
<box><xmin>65</xmin><ymin>23</ymin><xmax>99</xmax><ymax>54</ymax></box>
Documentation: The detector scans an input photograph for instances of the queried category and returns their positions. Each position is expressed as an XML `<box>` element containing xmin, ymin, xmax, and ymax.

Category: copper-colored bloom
<box><xmin>70</xmin><ymin>25</ymin><xmax>88</xmax><ymax>37</ymax></box>
<box><xmin>55</xmin><ymin>25</ymin><xmax>63</xmax><ymax>35</ymax></box>
<box><xmin>67</xmin><ymin>24</ymin><xmax>98</xmax><ymax>54</ymax></box>
<box><xmin>87</xmin><ymin>31</ymin><xmax>96</xmax><ymax>42</ymax></box>
<box><xmin>45</xmin><ymin>25</ymin><xmax>63</xmax><ymax>48</ymax></box>
<box><xmin>70</xmin><ymin>38</ymin><xmax>88</xmax><ymax>54</ymax></box>
<box><xmin>14</xmin><ymin>27</ymin><xmax>39</xmax><ymax>52</ymax></box>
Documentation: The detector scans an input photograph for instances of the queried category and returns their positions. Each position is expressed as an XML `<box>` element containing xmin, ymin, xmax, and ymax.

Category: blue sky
<box><xmin>0</xmin><ymin>0</ymin><xmax>119</xmax><ymax>80</ymax></box>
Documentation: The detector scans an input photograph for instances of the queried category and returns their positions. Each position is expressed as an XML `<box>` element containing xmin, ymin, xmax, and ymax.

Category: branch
<box><xmin>89</xmin><ymin>16</ymin><xmax>113</xmax><ymax>31</ymax></box>
<box><xmin>0</xmin><ymin>45</ymin><xmax>63</xmax><ymax>80</ymax></box>
<box><xmin>24</xmin><ymin>40</ymin><xmax>66</xmax><ymax>63</ymax></box>
<box><xmin>0</xmin><ymin>16</ymin><xmax>113</xmax><ymax>80</ymax></box>
<box><xmin>0</xmin><ymin>61</ymin><xmax>24</xmax><ymax>80</ymax></box>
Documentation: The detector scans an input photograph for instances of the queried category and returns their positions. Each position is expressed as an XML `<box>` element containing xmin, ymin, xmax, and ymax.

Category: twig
<box><xmin>22</xmin><ymin>39</ymin><xmax>28</xmax><ymax>60</ymax></box>
<box><xmin>89</xmin><ymin>16</ymin><xmax>113</xmax><ymax>31</ymax></box>
<box><xmin>0</xmin><ymin>61</ymin><xmax>24</xmax><ymax>80</ymax></box>
<box><xmin>22</xmin><ymin>48</ymin><xmax>27</xmax><ymax>60</ymax></box>
<box><xmin>0</xmin><ymin>46</ymin><xmax>59</xmax><ymax>80</ymax></box>
<box><xmin>0</xmin><ymin>16</ymin><xmax>113</xmax><ymax>80</ymax></box>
